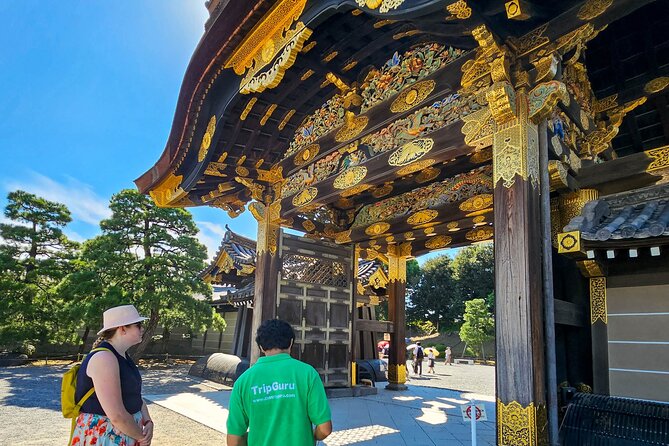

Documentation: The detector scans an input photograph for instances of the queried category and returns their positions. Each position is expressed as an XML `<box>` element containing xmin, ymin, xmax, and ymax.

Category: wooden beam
<box><xmin>553</xmin><ymin>299</ymin><xmax>585</xmax><ymax>327</ymax></box>
<box><xmin>355</xmin><ymin>319</ymin><xmax>394</xmax><ymax>333</ymax></box>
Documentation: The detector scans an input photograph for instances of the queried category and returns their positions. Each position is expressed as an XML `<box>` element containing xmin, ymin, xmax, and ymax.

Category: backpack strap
<box><xmin>69</xmin><ymin>347</ymin><xmax>112</xmax><ymax>442</ymax></box>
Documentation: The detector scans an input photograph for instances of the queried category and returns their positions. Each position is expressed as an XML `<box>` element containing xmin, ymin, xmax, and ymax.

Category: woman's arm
<box><xmin>87</xmin><ymin>352</ymin><xmax>146</xmax><ymax>441</ymax></box>
<box><xmin>139</xmin><ymin>402</ymin><xmax>153</xmax><ymax>445</ymax></box>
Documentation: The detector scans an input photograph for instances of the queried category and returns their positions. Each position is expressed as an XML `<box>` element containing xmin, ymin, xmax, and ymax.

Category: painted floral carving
<box><xmin>352</xmin><ymin>166</ymin><xmax>493</xmax><ymax>227</ymax></box>
<box><xmin>360</xmin><ymin>43</ymin><xmax>466</xmax><ymax>112</ymax></box>
<box><xmin>285</xmin><ymin>94</ymin><xmax>347</xmax><ymax>159</ymax></box>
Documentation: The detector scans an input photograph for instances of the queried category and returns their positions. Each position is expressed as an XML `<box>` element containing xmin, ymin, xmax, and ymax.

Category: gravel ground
<box><xmin>0</xmin><ymin>363</ymin><xmax>227</xmax><ymax>445</ymax></box>
<box><xmin>0</xmin><ymin>361</ymin><xmax>495</xmax><ymax>445</ymax></box>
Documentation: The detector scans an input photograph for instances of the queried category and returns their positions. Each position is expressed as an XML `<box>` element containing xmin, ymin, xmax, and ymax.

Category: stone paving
<box><xmin>0</xmin><ymin>361</ymin><xmax>496</xmax><ymax>445</ymax></box>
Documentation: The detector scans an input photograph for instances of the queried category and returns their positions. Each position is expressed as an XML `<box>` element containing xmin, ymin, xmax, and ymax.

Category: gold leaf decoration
<box><xmin>302</xmin><ymin>220</ymin><xmax>316</xmax><ymax>232</ymax></box>
<box><xmin>407</xmin><ymin>209</ymin><xmax>438</xmax><ymax>226</ymax></box>
<box><xmin>335</xmin><ymin>229</ymin><xmax>352</xmax><ymax>244</ymax></box>
<box><xmin>646</xmin><ymin>145</ymin><xmax>669</xmax><ymax>172</ymax></box>
<box><xmin>260</xmin><ymin>104</ymin><xmax>277</xmax><ymax>126</ymax></box>
<box><xmin>466</xmin><ymin>226</ymin><xmax>493</xmax><ymax>241</ymax></box>
<box><xmin>459</xmin><ymin>194</ymin><xmax>493</xmax><ymax>212</ymax></box>
<box><xmin>446</xmin><ymin>0</ymin><xmax>471</xmax><ymax>19</ymax></box>
<box><xmin>390</xmin><ymin>80</ymin><xmax>436</xmax><ymax>113</ymax></box>
<box><xmin>470</xmin><ymin>147</ymin><xmax>493</xmax><ymax>164</ymax></box>
<box><xmin>416</xmin><ymin>167</ymin><xmax>440</xmax><ymax>183</ymax></box>
<box><xmin>447</xmin><ymin>221</ymin><xmax>459</xmax><ymax>231</ymax></box>
<box><xmin>240</xmin><ymin>98</ymin><xmax>257</xmax><ymax>120</ymax></box>
<box><xmin>335</xmin><ymin>115</ymin><xmax>369</xmax><ymax>142</ymax></box>
<box><xmin>198</xmin><ymin>116</ymin><xmax>217</xmax><ymax>162</ymax></box>
<box><xmin>294</xmin><ymin>144</ymin><xmax>319</xmax><ymax>166</ymax></box>
<box><xmin>590</xmin><ymin>277</ymin><xmax>607</xmax><ymax>324</ymax></box>
<box><xmin>278</xmin><ymin>109</ymin><xmax>296</xmax><ymax>130</ymax></box>
<box><xmin>498</xmin><ymin>400</ymin><xmax>545</xmax><ymax>446</ymax></box>
<box><xmin>365</xmin><ymin>222</ymin><xmax>391</xmax><ymax>236</ymax></box>
<box><xmin>396</xmin><ymin>159</ymin><xmax>436</xmax><ymax>176</ymax></box>
<box><xmin>473</xmin><ymin>215</ymin><xmax>486</xmax><ymax>224</ymax></box>
<box><xmin>334</xmin><ymin>166</ymin><xmax>368</xmax><ymax>189</ymax></box>
<box><xmin>372</xmin><ymin>183</ymin><xmax>393</xmax><ymax>198</ymax></box>
<box><xmin>577</xmin><ymin>0</ymin><xmax>613</xmax><ymax>21</ymax></box>
<box><xmin>644</xmin><ymin>77</ymin><xmax>669</xmax><ymax>95</ymax></box>
<box><xmin>291</xmin><ymin>187</ymin><xmax>318</xmax><ymax>207</ymax></box>
<box><xmin>341</xmin><ymin>184</ymin><xmax>372</xmax><ymax>197</ymax></box>
<box><xmin>388</xmin><ymin>138</ymin><xmax>434</xmax><ymax>166</ymax></box>
<box><xmin>425</xmin><ymin>235</ymin><xmax>452</xmax><ymax>249</ymax></box>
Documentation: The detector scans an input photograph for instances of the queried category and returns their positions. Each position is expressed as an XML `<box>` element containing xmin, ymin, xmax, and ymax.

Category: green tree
<box><xmin>459</xmin><ymin>298</ymin><xmax>494</xmax><ymax>359</ymax></box>
<box><xmin>0</xmin><ymin>190</ymin><xmax>78</xmax><ymax>346</ymax></box>
<box><xmin>452</xmin><ymin>243</ymin><xmax>494</xmax><ymax>310</ymax></box>
<box><xmin>407</xmin><ymin>255</ymin><xmax>459</xmax><ymax>331</ymax></box>
<box><xmin>73</xmin><ymin>189</ymin><xmax>224</xmax><ymax>358</ymax></box>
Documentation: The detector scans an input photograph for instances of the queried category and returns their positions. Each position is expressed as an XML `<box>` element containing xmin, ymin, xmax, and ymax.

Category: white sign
<box><xmin>461</xmin><ymin>404</ymin><xmax>487</xmax><ymax>421</ymax></box>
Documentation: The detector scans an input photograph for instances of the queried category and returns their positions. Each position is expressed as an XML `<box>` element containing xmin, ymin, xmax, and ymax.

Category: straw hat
<box><xmin>97</xmin><ymin>305</ymin><xmax>148</xmax><ymax>335</ymax></box>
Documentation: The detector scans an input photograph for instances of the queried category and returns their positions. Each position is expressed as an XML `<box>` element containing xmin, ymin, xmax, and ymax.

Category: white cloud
<box><xmin>195</xmin><ymin>220</ymin><xmax>226</xmax><ymax>260</ymax></box>
<box><xmin>4</xmin><ymin>172</ymin><xmax>111</xmax><ymax>226</ymax></box>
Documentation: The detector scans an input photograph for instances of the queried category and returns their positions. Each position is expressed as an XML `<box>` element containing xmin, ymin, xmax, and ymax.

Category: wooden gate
<box><xmin>277</xmin><ymin>232</ymin><xmax>354</xmax><ymax>387</ymax></box>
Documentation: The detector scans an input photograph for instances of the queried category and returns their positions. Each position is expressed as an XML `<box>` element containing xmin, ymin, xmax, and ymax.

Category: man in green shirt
<box><xmin>227</xmin><ymin>319</ymin><xmax>333</xmax><ymax>446</ymax></box>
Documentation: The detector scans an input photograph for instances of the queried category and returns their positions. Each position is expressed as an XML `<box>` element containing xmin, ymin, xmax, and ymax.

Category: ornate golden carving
<box><xmin>387</xmin><ymin>364</ymin><xmax>407</xmax><ymax>385</ymax></box>
<box><xmin>149</xmin><ymin>173</ymin><xmax>186</xmax><ymax>208</ymax></box>
<box><xmin>294</xmin><ymin>144</ymin><xmax>319</xmax><ymax>167</ymax></box>
<box><xmin>498</xmin><ymin>400</ymin><xmax>546</xmax><ymax>446</ymax></box>
<box><xmin>403</xmin><ymin>231</ymin><xmax>415</xmax><ymax>240</ymax></box>
<box><xmin>408</xmin><ymin>210</ymin><xmax>438</xmax><ymax>226</ymax></box>
<box><xmin>342</xmin><ymin>60</ymin><xmax>358</xmax><ymax>72</ymax></box>
<box><xmin>447</xmin><ymin>221</ymin><xmax>459</xmax><ymax>231</ymax></box>
<box><xmin>365</xmin><ymin>222</ymin><xmax>391</xmax><ymax>236</ymax></box>
<box><xmin>198</xmin><ymin>115</ymin><xmax>217</xmax><ymax>162</ymax></box>
<box><xmin>466</xmin><ymin>227</ymin><xmax>493</xmax><ymax>241</ymax></box>
<box><xmin>291</xmin><ymin>187</ymin><xmax>318</xmax><ymax>207</ymax></box>
<box><xmin>532</xmin><ymin>54</ymin><xmax>559</xmax><ymax>83</ymax></box>
<box><xmin>590</xmin><ymin>277</ymin><xmax>607</xmax><ymax>324</ymax></box>
<box><xmin>593</xmin><ymin>94</ymin><xmax>618</xmax><ymax>113</ymax></box>
<box><xmin>557</xmin><ymin>231</ymin><xmax>581</xmax><ymax>254</ymax></box>
<box><xmin>356</xmin><ymin>0</ymin><xmax>406</xmax><ymax>13</ymax></box>
<box><xmin>423</xmin><ymin>227</ymin><xmax>435</xmax><ymax>236</ymax></box>
<box><xmin>446</xmin><ymin>0</ymin><xmax>471</xmax><ymax>19</ymax></box>
<box><xmin>462</xmin><ymin>107</ymin><xmax>495</xmax><ymax>150</ymax></box>
<box><xmin>528</xmin><ymin>81</ymin><xmax>570</xmax><ymax>124</ymax></box>
<box><xmin>278</xmin><ymin>109</ymin><xmax>296</xmax><ymax>131</ymax></box>
<box><xmin>396</xmin><ymin>159</ymin><xmax>435</xmax><ymax>176</ymax></box>
<box><xmin>577</xmin><ymin>0</ymin><xmax>613</xmax><ymax>21</ymax></box>
<box><xmin>390</xmin><ymin>80</ymin><xmax>436</xmax><ymax>113</ymax></box>
<box><xmin>472</xmin><ymin>215</ymin><xmax>486</xmax><ymax>224</ymax></box>
<box><xmin>204</xmin><ymin>161</ymin><xmax>227</xmax><ymax>178</ymax></box>
<box><xmin>248</xmin><ymin>201</ymin><xmax>266</xmax><ymax>221</ymax></box>
<box><xmin>302</xmin><ymin>220</ymin><xmax>316</xmax><ymax>232</ymax></box>
<box><xmin>240</xmin><ymin>98</ymin><xmax>257</xmax><ymax>120</ymax></box>
<box><xmin>372</xmin><ymin>183</ymin><xmax>393</xmax><ymax>198</ymax></box>
<box><xmin>260</xmin><ymin>104</ymin><xmax>277</xmax><ymax>126</ymax></box>
<box><xmin>461</xmin><ymin>25</ymin><xmax>501</xmax><ymax>92</ymax></box>
<box><xmin>301</xmin><ymin>40</ymin><xmax>316</xmax><ymax>53</ymax></box>
<box><xmin>459</xmin><ymin>194</ymin><xmax>493</xmax><ymax>212</ymax></box>
<box><xmin>240</xmin><ymin>23</ymin><xmax>313</xmax><ymax>94</ymax></box>
<box><xmin>335</xmin><ymin>112</ymin><xmax>369</xmax><ymax>142</ymax></box>
<box><xmin>416</xmin><ymin>167</ymin><xmax>440</xmax><ymax>184</ymax></box>
<box><xmin>487</xmin><ymin>81</ymin><xmax>516</xmax><ymax>125</ymax></box>
<box><xmin>341</xmin><ymin>184</ymin><xmax>372</xmax><ymax>197</ymax></box>
<box><xmin>646</xmin><ymin>145</ymin><xmax>669</xmax><ymax>172</ymax></box>
<box><xmin>507</xmin><ymin>24</ymin><xmax>549</xmax><ymax>57</ymax></box>
<box><xmin>235</xmin><ymin>166</ymin><xmax>250</xmax><ymax>177</ymax></box>
<box><xmin>644</xmin><ymin>77</ymin><xmax>669</xmax><ymax>95</ymax></box>
<box><xmin>470</xmin><ymin>148</ymin><xmax>492</xmax><ymax>165</ymax></box>
<box><xmin>300</xmin><ymin>69</ymin><xmax>314</xmax><ymax>81</ymax></box>
<box><xmin>578</xmin><ymin>260</ymin><xmax>604</xmax><ymax>278</ymax></box>
<box><xmin>323</xmin><ymin>51</ymin><xmax>338</xmax><ymax>62</ymax></box>
<box><xmin>334</xmin><ymin>166</ymin><xmax>368</xmax><ymax>190</ymax></box>
<box><xmin>426</xmin><ymin>235</ymin><xmax>452</xmax><ymax>249</ymax></box>
<box><xmin>548</xmin><ymin>160</ymin><xmax>569</xmax><ymax>191</ymax></box>
<box><xmin>334</xmin><ymin>229</ymin><xmax>352</xmax><ymax>244</ymax></box>
<box><xmin>389</xmin><ymin>138</ymin><xmax>434</xmax><ymax>166</ymax></box>
<box><xmin>492</xmin><ymin>92</ymin><xmax>540</xmax><ymax>189</ymax></box>
<box><xmin>559</xmin><ymin>189</ymin><xmax>599</xmax><ymax>226</ymax></box>
<box><xmin>257</xmin><ymin>165</ymin><xmax>283</xmax><ymax>184</ymax></box>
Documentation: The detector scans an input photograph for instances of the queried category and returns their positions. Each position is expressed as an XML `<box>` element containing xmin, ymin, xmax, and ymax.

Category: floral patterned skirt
<box><xmin>71</xmin><ymin>411</ymin><xmax>143</xmax><ymax>446</ymax></box>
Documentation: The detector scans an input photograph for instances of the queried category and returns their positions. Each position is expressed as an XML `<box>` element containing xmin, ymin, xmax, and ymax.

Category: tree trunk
<box><xmin>78</xmin><ymin>327</ymin><xmax>90</xmax><ymax>355</ymax></box>
<box><xmin>131</xmin><ymin>307</ymin><xmax>159</xmax><ymax>360</ymax></box>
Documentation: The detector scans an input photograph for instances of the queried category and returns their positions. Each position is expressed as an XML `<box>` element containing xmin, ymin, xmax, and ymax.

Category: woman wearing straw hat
<box><xmin>70</xmin><ymin>305</ymin><xmax>153</xmax><ymax>446</ymax></box>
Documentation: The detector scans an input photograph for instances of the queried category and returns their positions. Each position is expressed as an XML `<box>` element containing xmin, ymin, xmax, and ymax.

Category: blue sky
<box><xmin>0</xmin><ymin>1</ymin><xmax>449</xmax><ymax>264</ymax></box>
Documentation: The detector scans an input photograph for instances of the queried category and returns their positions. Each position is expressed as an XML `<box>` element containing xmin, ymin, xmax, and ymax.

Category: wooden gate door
<box><xmin>277</xmin><ymin>232</ymin><xmax>354</xmax><ymax>387</ymax></box>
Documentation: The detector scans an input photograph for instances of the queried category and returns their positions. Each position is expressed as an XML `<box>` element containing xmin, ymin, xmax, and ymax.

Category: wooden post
<box><xmin>249</xmin><ymin>202</ymin><xmax>280</xmax><ymax>364</ymax></box>
<box><xmin>385</xmin><ymin>242</ymin><xmax>410</xmax><ymax>391</ymax></box>
<box><xmin>590</xmin><ymin>276</ymin><xmax>610</xmax><ymax>394</ymax></box>
<box><xmin>492</xmin><ymin>90</ymin><xmax>548</xmax><ymax>445</ymax></box>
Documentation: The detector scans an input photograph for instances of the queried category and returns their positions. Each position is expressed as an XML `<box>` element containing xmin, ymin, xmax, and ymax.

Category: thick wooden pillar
<box><xmin>249</xmin><ymin>202</ymin><xmax>280</xmax><ymax>364</ymax></box>
<box><xmin>385</xmin><ymin>242</ymin><xmax>410</xmax><ymax>391</ymax></box>
<box><xmin>589</xmin><ymin>276</ymin><xmax>609</xmax><ymax>394</ymax></box>
<box><xmin>493</xmin><ymin>90</ymin><xmax>548</xmax><ymax>445</ymax></box>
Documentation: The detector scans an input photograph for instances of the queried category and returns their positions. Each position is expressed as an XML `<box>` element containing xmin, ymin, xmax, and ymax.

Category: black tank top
<box><xmin>75</xmin><ymin>341</ymin><xmax>143</xmax><ymax>415</ymax></box>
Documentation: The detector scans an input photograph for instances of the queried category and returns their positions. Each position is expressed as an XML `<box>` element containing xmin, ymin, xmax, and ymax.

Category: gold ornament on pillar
<box><xmin>497</xmin><ymin>400</ymin><xmax>546</xmax><ymax>446</ymax></box>
<box><xmin>590</xmin><ymin>277</ymin><xmax>607</xmax><ymax>325</ymax></box>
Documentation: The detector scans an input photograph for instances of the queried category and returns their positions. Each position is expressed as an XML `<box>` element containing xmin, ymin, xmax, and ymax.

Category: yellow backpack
<box><xmin>61</xmin><ymin>347</ymin><xmax>111</xmax><ymax>439</ymax></box>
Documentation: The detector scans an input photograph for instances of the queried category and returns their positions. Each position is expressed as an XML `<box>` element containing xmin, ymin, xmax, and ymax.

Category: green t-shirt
<box><xmin>226</xmin><ymin>353</ymin><xmax>331</xmax><ymax>446</ymax></box>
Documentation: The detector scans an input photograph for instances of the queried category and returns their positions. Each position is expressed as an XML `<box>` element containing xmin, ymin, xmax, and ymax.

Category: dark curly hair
<box><xmin>256</xmin><ymin>319</ymin><xmax>295</xmax><ymax>351</ymax></box>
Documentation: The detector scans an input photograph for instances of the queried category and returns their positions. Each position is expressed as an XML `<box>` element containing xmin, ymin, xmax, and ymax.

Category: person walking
<box><xmin>227</xmin><ymin>319</ymin><xmax>332</xmax><ymax>446</ymax></box>
<box><xmin>427</xmin><ymin>348</ymin><xmax>436</xmax><ymax>374</ymax></box>
<box><xmin>445</xmin><ymin>346</ymin><xmax>452</xmax><ymax>366</ymax></box>
<box><xmin>413</xmin><ymin>342</ymin><xmax>424</xmax><ymax>376</ymax></box>
<box><xmin>71</xmin><ymin>304</ymin><xmax>153</xmax><ymax>446</ymax></box>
